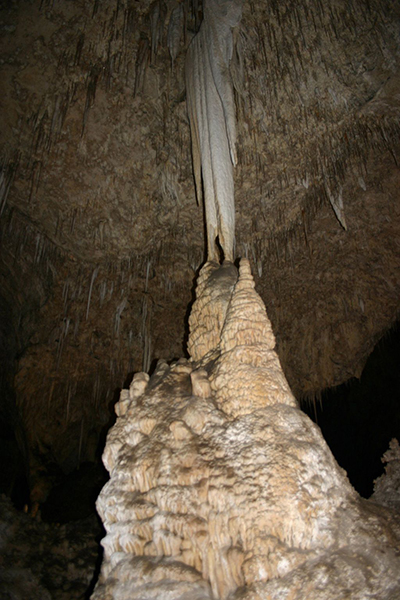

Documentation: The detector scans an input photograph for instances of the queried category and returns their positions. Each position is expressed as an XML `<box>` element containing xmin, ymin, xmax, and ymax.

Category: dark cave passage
<box><xmin>303</xmin><ymin>322</ymin><xmax>400</xmax><ymax>498</ymax></box>
<box><xmin>0</xmin><ymin>292</ymin><xmax>30</xmax><ymax>509</ymax></box>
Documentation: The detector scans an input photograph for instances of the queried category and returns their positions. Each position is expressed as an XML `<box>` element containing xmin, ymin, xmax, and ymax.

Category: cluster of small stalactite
<box><xmin>0</xmin><ymin>199</ymin><xmax>203</xmax><ymax>479</ymax></box>
<box><xmin>1</xmin><ymin>0</ymin><xmax>399</xmax><ymax>264</ymax></box>
<box><xmin>8</xmin><ymin>0</ymin><xmax>199</xmax><ymax>149</ymax></box>
<box><xmin>0</xmin><ymin>0</ymin><xmax>204</xmax><ymax>263</ymax></box>
<box><xmin>233</xmin><ymin>0</ymin><xmax>400</xmax><ymax>248</ymax></box>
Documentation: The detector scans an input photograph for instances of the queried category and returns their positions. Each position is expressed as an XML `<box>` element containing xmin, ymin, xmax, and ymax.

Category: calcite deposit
<box><xmin>92</xmin><ymin>259</ymin><xmax>400</xmax><ymax>600</ymax></box>
<box><xmin>371</xmin><ymin>438</ymin><xmax>400</xmax><ymax>513</ymax></box>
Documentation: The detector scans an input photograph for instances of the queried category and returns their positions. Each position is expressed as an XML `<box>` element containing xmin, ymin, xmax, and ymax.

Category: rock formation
<box><xmin>371</xmin><ymin>438</ymin><xmax>400</xmax><ymax>513</ymax></box>
<box><xmin>92</xmin><ymin>259</ymin><xmax>400</xmax><ymax>600</ymax></box>
<box><xmin>1</xmin><ymin>0</ymin><xmax>400</xmax><ymax>506</ymax></box>
<box><xmin>185</xmin><ymin>0</ymin><xmax>242</xmax><ymax>262</ymax></box>
<box><xmin>0</xmin><ymin>494</ymin><xmax>100</xmax><ymax>600</ymax></box>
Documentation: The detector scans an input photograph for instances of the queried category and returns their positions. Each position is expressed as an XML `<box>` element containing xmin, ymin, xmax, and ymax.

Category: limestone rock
<box><xmin>92</xmin><ymin>259</ymin><xmax>400</xmax><ymax>600</ymax></box>
<box><xmin>129</xmin><ymin>372</ymin><xmax>150</xmax><ymax>402</ymax></box>
<box><xmin>189</xmin><ymin>258</ymin><xmax>297</xmax><ymax>417</ymax></box>
<box><xmin>2</xmin><ymin>0</ymin><xmax>400</xmax><ymax>498</ymax></box>
<box><xmin>187</xmin><ymin>260</ymin><xmax>238</xmax><ymax>362</ymax></box>
<box><xmin>212</xmin><ymin>259</ymin><xmax>297</xmax><ymax>416</ymax></box>
<box><xmin>190</xmin><ymin>369</ymin><xmax>212</xmax><ymax>399</ymax></box>
<box><xmin>371</xmin><ymin>438</ymin><xmax>400</xmax><ymax>512</ymax></box>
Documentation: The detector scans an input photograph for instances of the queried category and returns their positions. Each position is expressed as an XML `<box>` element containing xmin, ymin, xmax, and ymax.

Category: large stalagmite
<box><xmin>92</xmin><ymin>259</ymin><xmax>400</xmax><ymax>600</ymax></box>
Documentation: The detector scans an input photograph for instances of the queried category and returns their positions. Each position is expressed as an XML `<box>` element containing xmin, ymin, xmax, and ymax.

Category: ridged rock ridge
<box><xmin>92</xmin><ymin>259</ymin><xmax>400</xmax><ymax>600</ymax></box>
<box><xmin>187</xmin><ymin>260</ymin><xmax>238</xmax><ymax>363</ymax></box>
<box><xmin>194</xmin><ymin>259</ymin><xmax>297</xmax><ymax>416</ymax></box>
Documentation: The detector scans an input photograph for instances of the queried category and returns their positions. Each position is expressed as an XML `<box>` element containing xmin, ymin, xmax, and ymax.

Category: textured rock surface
<box><xmin>92</xmin><ymin>260</ymin><xmax>400</xmax><ymax>599</ymax></box>
<box><xmin>1</xmin><ymin>0</ymin><xmax>400</xmax><ymax>500</ymax></box>
<box><xmin>0</xmin><ymin>494</ymin><xmax>101</xmax><ymax>600</ymax></box>
<box><xmin>371</xmin><ymin>438</ymin><xmax>400</xmax><ymax>513</ymax></box>
<box><xmin>185</xmin><ymin>0</ymin><xmax>242</xmax><ymax>261</ymax></box>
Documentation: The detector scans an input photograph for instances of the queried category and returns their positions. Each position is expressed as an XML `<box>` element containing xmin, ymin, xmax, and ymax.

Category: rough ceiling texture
<box><xmin>0</xmin><ymin>0</ymin><xmax>399</xmax><ymax>482</ymax></box>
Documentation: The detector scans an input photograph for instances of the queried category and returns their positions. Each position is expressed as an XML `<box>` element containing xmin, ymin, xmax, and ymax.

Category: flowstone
<box><xmin>92</xmin><ymin>259</ymin><xmax>400</xmax><ymax>600</ymax></box>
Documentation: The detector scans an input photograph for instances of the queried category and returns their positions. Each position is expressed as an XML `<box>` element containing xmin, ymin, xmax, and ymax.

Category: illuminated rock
<box><xmin>92</xmin><ymin>259</ymin><xmax>400</xmax><ymax>600</ymax></box>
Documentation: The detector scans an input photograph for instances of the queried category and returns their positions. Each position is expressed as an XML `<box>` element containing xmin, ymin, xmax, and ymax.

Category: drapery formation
<box><xmin>186</xmin><ymin>0</ymin><xmax>242</xmax><ymax>262</ymax></box>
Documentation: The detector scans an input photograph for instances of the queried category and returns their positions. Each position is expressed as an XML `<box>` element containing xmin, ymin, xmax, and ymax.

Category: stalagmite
<box><xmin>92</xmin><ymin>259</ymin><xmax>400</xmax><ymax>600</ymax></box>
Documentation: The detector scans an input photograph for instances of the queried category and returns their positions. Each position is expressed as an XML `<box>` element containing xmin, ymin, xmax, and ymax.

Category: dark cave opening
<box><xmin>303</xmin><ymin>322</ymin><xmax>400</xmax><ymax>499</ymax></box>
<box><xmin>40</xmin><ymin>461</ymin><xmax>108</xmax><ymax>524</ymax></box>
<box><xmin>0</xmin><ymin>292</ymin><xmax>30</xmax><ymax>510</ymax></box>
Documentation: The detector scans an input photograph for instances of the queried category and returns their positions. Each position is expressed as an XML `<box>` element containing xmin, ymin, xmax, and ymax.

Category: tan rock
<box><xmin>189</xmin><ymin>257</ymin><xmax>296</xmax><ymax>417</ymax></box>
<box><xmin>92</xmin><ymin>259</ymin><xmax>400</xmax><ymax>600</ymax></box>
<box><xmin>129</xmin><ymin>372</ymin><xmax>150</xmax><ymax>401</ymax></box>
<box><xmin>188</xmin><ymin>261</ymin><xmax>238</xmax><ymax>361</ymax></box>
<box><xmin>191</xmin><ymin>369</ymin><xmax>212</xmax><ymax>398</ymax></box>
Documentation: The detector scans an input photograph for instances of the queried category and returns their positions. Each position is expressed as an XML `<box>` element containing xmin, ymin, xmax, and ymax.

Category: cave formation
<box><xmin>1</xmin><ymin>0</ymin><xmax>400</xmax><ymax>598</ymax></box>
<box><xmin>93</xmin><ymin>258</ymin><xmax>400</xmax><ymax>599</ymax></box>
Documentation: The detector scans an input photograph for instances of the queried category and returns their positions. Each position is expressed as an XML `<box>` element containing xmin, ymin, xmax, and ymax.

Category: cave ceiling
<box><xmin>0</xmin><ymin>0</ymin><xmax>399</xmax><ymax>472</ymax></box>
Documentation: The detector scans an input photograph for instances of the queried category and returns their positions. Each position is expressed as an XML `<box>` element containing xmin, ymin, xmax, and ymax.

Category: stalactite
<box><xmin>69</xmin><ymin>208</ymin><xmax>77</xmax><ymax>234</ymax></box>
<box><xmin>74</xmin><ymin>315</ymin><xmax>80</xmax><ymax>340</ymax></box>
<box><xmin>0</xmin><ymin>158</ymin><xmax>18</xmax><ymax>218</ymax></box>
<box><xmin>82</xmin><ymin>66</ymin><xmax>100</xmax><ymax>137</ymax></box>
<box><xmin>86</xmin><ymin>266</ymin><xmax>99</xmax><ymax>320</ymax></box>
<box><xmin>33</xmin><ymin>233</ymin><xmax>42</xmax><ymax>264</ymax></box>
<box><xmin>141</xmin><ymin>295</ymin><xmax>152</xmax><ymax>374</ymax></box>
<box><xmin>325</xmin><ymin>181</ymin><xmax>347</xmax><ymax>230</ymax></box>
<box><xmin>62</xmin><ymin>281</ymin><xmax>70</xmax><ymax>312</ymax></box>
<box><xmin>74</xmin><ymin>33</ymin><xmax>85</xmax><ymax>66</ymax></box>
<box><xmin>150</xmin><ymin>1</ymin><xmax>166</xmax><ymax>64</ymax></box>
<box><xmin>99</xmin><ymin>280</ymin><xmax>107</xmax><ymax>305</ymax></box>
<box><xmin>167</xmin><ymin>3</ymin><xmax>184</xmax><ymax>68</ymax></box>
<box><xmin>134</xmin><ymin>37</ymin><xmax>150</xmax><ymax>97</ymax></box>
<box><xmin>185</xmin><ymin>0</ymin><xmax>243</xmax><ymax>262</ymax></box>
<box><xmin>114</xmin><ymin>298</ymin><xmax>127</xmax><ymax>337</ymax></box>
